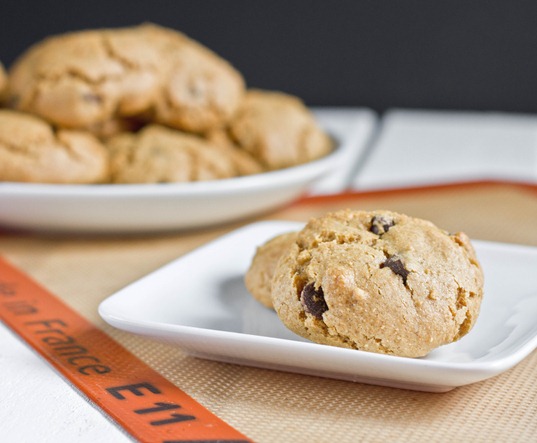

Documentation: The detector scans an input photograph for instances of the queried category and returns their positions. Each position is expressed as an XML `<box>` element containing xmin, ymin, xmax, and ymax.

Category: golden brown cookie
<box><xmin>245</xmin><ymin>231</ymin><xmax>298</xmax><ymax>308</ymax></box>
<box><xmin>205</xmin><ymin>128</ymin><xmax>263</xmax><ymax>176</ymax></box>
<box><xmin>229</xmin><ymin>89</ymin><xmax>333</xmax><ymax>170</ymax></box>
<box><xmin>106</xmin><ymin>124</ymin><xmax>237</xmax><ymax>183</ymax></box>
<box><xmin>8</xmin><ymin>24</ymin><xmax>245</xmax><ymax>133</ymax></box>
<box><xmin>271</xmin><ymin>209</ymin><xmax>484</xmax><ymax>358</ymax></box>
<box><xmin>0</xmin><ymin>110</ymin><xmax>109</xmax><ymax>183</ymax></box>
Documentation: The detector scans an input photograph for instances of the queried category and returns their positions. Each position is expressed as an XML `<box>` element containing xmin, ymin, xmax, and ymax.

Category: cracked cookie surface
<box><xmin>0</xmin><ymin>110</ymin><xmax>109</xmax><ymax>183</ymax></box>
<box><xmin>106</xmin><ymin>124</ymin><xmax>239</xmax><ymax>183</ymax></box>
<box><xmin>271</xmin><ymin>209</ymin><xmax>484</xmax><ymax>357</ymax></box>
<box><xmin>205</xmin><ymin>128</ymin><xmax>263</xmax><ymax>176</ymax></box>
<box><xmin>7</xmin><ymin>24</ymin><xmax>245</xmax><ymax>133</ymax></box>
<box><xmin>228</xmin><ymin>89</ymin><xmax>333</xmax><ymax>170</ymax></box>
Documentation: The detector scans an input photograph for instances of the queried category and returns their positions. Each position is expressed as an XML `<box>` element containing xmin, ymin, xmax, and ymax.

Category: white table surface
<box><xmin>2</xmin><ymin>107</ymin><xmax>537</xmax><ymax>442</ymax></box>
<box><xmin>353</xmin><ymin>108</ymin><xmax>537</xmax><ymax>190</ymax></box>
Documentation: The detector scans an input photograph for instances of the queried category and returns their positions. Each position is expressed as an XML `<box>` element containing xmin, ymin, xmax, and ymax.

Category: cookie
<box><xmin>271</xmin><ymin>209</ymin><xmax>484</xmax><ymax>357</ymax></box>
<box><xmin>106</xmin><ymin>124</ymin><xmax>237</xmax><ymax>183</ymax></box>
<box><xmin>228</xmin><ymin>89</ymin><xmax>333</xmax><ymax>170</ymax></box>
<box><xmin>7</xmin><ymin>24</ymin><xmax>245</xmax><ymax>133</ymax></box>
<box><xmin>0</xmin><ymin>110</ymin><xmax>109</xmax><ymax>183</ymax></box>
<box><xmin>205</xmin><ymin>128</ymin><xmax>264</xmax><ymax>176</ymax></box>
<box><xmin>245</xmin><ymin>231</ymin><xmax>298</xmax><ymax>308</ymax></box>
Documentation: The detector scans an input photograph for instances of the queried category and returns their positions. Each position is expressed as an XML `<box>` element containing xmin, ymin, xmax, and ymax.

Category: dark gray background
<box><xmin>2</xmin><ymin>0</ymin><xmax>536</xmax><ymax>113</ymax></box>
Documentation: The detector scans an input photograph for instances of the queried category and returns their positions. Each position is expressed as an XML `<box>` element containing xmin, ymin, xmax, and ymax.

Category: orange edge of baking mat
<box><xmin>0</xmin><ymin>257</ymin><xmax>252</xmax><ymax>443</ymax></box>
<box><xmin>297</xmin><ymin>180</ymin><xmax>537</xmax><ymax>206</ymax></box>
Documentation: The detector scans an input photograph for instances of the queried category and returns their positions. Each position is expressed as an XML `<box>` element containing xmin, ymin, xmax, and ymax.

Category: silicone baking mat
<box><xmin>1</xmin><ymin>182</ymin><xmax>536</xmax><ymax>442</ymax></box>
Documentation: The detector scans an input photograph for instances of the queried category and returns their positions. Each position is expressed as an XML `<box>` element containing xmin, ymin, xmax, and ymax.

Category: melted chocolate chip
<box><xmin>300</xmin><ymin>283</ymin><xmax>328</xmax><ymax>319</ymax></box>
<box><xmin>370</xmin><ymin>215</ymin><xmax>395</xmax><ymax>235</ymax></box>
<box><xmin>380</xmin><ymin>256</ymin><xmax>409</xmax><ymax>284</ymax></box>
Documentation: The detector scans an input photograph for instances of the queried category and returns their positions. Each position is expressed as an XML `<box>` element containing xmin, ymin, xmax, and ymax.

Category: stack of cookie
<box><xmin>245</xmin><ymin>209</ymin><xmax>484</xmax><ymax>358</ymax></box>
<box><xmin>0</xmin><ymin>24</ymin><xmax>333</xmax><ymax>184</ymax></box>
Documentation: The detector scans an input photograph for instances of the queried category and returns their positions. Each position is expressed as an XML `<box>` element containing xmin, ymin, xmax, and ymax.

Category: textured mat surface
<box><xmin>2</xmin><ymin>182</ymin><xmax>536</xmax><ymax>442</ymax></box>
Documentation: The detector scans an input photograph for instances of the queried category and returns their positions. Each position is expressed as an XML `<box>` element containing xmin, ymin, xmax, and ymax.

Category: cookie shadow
<box><xmin>215</xmin><ymin>274</ymin><xmax>307</xmax><ymax>341</ymax></box>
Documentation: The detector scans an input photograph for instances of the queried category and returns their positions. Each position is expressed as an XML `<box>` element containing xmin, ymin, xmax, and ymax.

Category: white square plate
<box><xmin>99</xmin><ymin>221</ymin><xmax>537</xmax><ymax>392</ymax></box>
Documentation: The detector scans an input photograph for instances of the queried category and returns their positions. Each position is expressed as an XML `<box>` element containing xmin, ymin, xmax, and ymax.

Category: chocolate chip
<box><xmin>370</xmin><ymin>215</ymin><xmax>394</xmax><ymax>235</ymax></box>
<box><xmin>381</xmin><ymin>256</ymin><xmax>409</xmax><ymax>284</ymax></box>
<box><xmin>300</xmin><ymin>283</ymin><xmax>328</xmax><ymax>319</ymax></box>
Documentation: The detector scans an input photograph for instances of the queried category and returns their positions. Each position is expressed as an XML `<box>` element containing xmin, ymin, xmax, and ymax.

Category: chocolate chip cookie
<box><xmin>8</xmin><ymin>24</ymin><xmax>245</xmax><ymax>134</ymax></box>
<box><xmin>228</xmin><ymin>89</ymin><xmax>333</xmax><ymax>170</ymax></box>
<box><xmin>0</xmin><ymin>110</ymin><xmax>109</xmax><ymax>183</ymax></box>
<box><xmin>271</xmin><ymin>209</ymin><xmax>484</xmax><ymax>357</ymax></box>
<box><xmin>106</xmin><ymin>124</ymin><xmax>238</xmax><ymax>183</ymax></box>
<box><xmin>245</xmin><ymin>231</ymin><xmax>298</xmax><ymax>308</ymax></box>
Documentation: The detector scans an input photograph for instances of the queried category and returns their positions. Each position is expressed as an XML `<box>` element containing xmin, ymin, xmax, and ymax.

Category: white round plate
<box><xmin>0</xmin><ymin>109</ymin><xmax>376</xmax><ymax>234</ymax></box>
